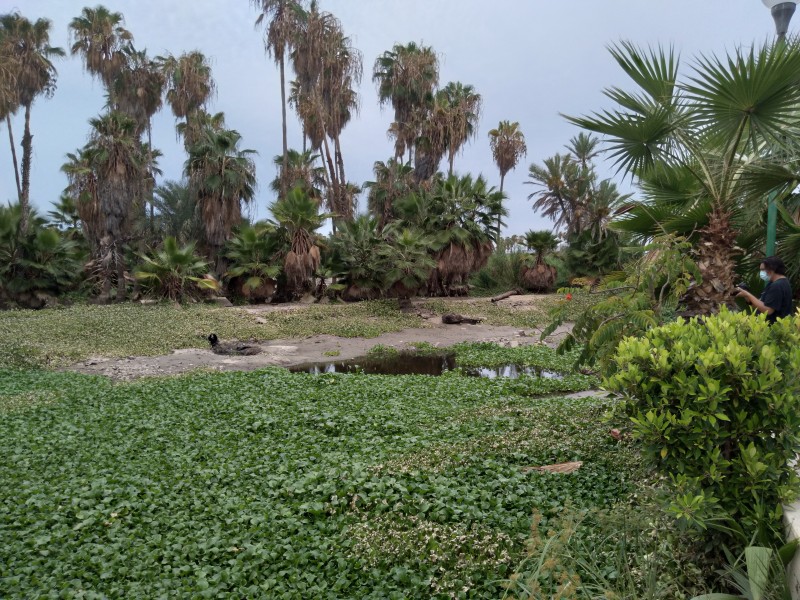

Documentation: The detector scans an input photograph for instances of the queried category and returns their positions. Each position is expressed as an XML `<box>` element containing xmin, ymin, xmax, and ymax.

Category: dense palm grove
<box><xmin>3</xmin><ymin>3</ymin><xmax>799</xmax><ymax>311</ymax></box>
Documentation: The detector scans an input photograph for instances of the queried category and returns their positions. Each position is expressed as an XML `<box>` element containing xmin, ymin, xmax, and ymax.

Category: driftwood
<box><xmin>442</xmin><ymin>313</ymin><xmax>484</xmax><ymax>325</ymax></box>
<box><xmin>490</xmin><ymin>289</ymin><xmax>522</xmax><ymax>303</ymax></box>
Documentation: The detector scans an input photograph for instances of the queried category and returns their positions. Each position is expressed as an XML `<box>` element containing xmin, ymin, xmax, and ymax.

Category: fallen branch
<box><xmin>490</xmin><ymin>289</ymin><xmax>521</xmax><ymax>303</ymax></box>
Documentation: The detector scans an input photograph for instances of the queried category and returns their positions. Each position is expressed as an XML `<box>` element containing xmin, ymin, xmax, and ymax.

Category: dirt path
<box><xmin>69</xmin><ymin>321</ymin><xmax>573</xmax><ymax>381</ymax></box>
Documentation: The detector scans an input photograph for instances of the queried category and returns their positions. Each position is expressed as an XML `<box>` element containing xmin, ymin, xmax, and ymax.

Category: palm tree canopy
<box><xmin>251</xmin><ymin>0</ymin><xmax>305</xmax><ymax>64</ymax></box>
<box><xmin>488</xmin><ymin>120</ymin><xmax>527</xmax><ymax>179</ymax></box>
<box><xmin>69</xmin><ymin>5</ymin><xmax>132</xmax><ymax>87</ymax></box>
<box><xmin>159</xmin><ymin>50</ymin><xmax>216</xmax><ymax>120</ymax></box>
<box><xmin>0</xmin><ymin>13</ymin><xmax>64</xmax><ymax>108</ymax></box>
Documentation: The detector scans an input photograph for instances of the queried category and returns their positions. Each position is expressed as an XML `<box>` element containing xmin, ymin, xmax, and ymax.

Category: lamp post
<box><xmin>762</xmin><ymin>0</ymin><xmax>798</xmax><ymax>256</ymax></box>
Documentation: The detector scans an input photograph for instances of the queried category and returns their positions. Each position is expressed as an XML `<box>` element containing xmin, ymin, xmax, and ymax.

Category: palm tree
<box><xmin>83</xmin><ymin>111</ymin><xmax>145</xmax><ymax>301</ymax></box>
<box><xmin>372</xmin><ymin>42</ymin><xmax>439</xmax><ymax>164</ymax></box>
<box><xmin>269</xmin><ymin>186</ymin><xmax>325</xmax><ymax>297</ymax></box>
<box><xmin>397</xmin><ymin>174</ymin><xmax>505</xmax><ymax>295</ymax></box>
<box><xmin>251</xmin><ymin>0</ymin><xmax>305</xmax><ymax>198</ymax></box>
<box><xmin>364</xmin><ymin>158</ymin><xmax>415</xmax><ymax>230</ymax></box>
<box><xmin>437</xmin><ymin>82</ymin><xmax>482</xmax><ymax>177</ymax></box>
<box><xmin>567</xmin><ymin>41</ymin><xmax>800</xmax><ymax>313</ymax></box>
<box><xmin>152</xmin><ymin>180</ymin><xmax>202</xmax><ymax>244</ymax></box>
<box><xmin>68</xmin><ymin>5</ymin><xmax>132</xmax><ymax>90</ymax></box>
<box><xmin>488</xmin><ymin>120</ymin><xmax>527</xmax><ymax>235</ymax></box>
<box><xmin>526</xmin><ymin>153</ymin><xmax>591</xmax><ymax>238</ymax></box>
<box><xmin>289</xmin><ymin>3</ymin><xmax>361</xmax><ymax>228</ymax></box>
<box><xmin>521</xmin><ymin>230</ymin><xmax>559</xmax><ymax>292</ymax></box>
<box><xmin>61</xmin><ymin>147</ymin><xmax>103</xmax><ymax>256</ymax></box>
<box><xmin>0</xmin><ymin>13</ymin><xmax>64</xmax><ymax>232</ymax></box>
<box><xmin>159</xmin><ymin>50</ymin><xmax>216</xmax><ymax>145</ymax></box>
<box><xmin>270</xmin><ymin>149</ymin><xmax>325</xmax><ymax>203</ymax></box>
<box><xmin>185</xmin><ymin>126</ymin><xmax>257</xmax><ymax>276</ymax></box>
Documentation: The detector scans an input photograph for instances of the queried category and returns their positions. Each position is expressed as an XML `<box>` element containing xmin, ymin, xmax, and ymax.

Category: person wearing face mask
<box><xmin>734</xmin><ymin>256</ymin><xmax>793</xmax><ymax>324</ymax></box>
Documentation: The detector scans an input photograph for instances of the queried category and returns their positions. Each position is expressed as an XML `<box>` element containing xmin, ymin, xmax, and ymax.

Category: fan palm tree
<box><xmin>437</xmin><ymin>82</ymin><xmax>482</xmax><ymax>177</ymax></box>
<box><xmin>373</xmin><ymin>42</ymin><xmax>439</xmax><ymax>163</ymax></box>
<box><xmin>289</xmin><ymin>3</ymin><xmax>361</xmax><ymax>228</ymax></box>
<box><xmin>0</xmin><ymin>13</ymin><xmax>64</xmax><ymax>233</ymax></box>
<box><xmin>185</xmin><ymin>127</ymin><xmax>257</xmax><ymax>277</ymax></box>
<box><xmin>159</xmin><ymin>50</ymin><xmax>216</xmax><ymax>146</ymax></box>
<box><xmin>567</xmin><ymin>41</ymin><xmax>800</xmax><ymax>312</ymax></box>
<box><xmin>269</xmin><ymin>186</ymin><xmax>326</xmax><ymax>297</ymax></box>
<box><xmin>270</xmin><ymin>148</ymin><xmax>325</xmax><ymax>203</ymax></box>
<box><xmin>83</xmin><ymin>111</ymin><xmax>145</xmax><ymax>301</ymax></box>
<box><xmin>488</xmin><ymin>120</ymin><xmax>527</xmax><ymax>235</ymax></box>
<box><xmin>364</xmin><ymin>158</ymin><xmax>415</xmax><ymax>230</ymax></box>
<box><xmin>251</xmin><ymin>0</ymin><xmax>305</xmax><ymax>197</ymax></box>
<box><xmin>68</xmin><ymin>5</ymin><xmax>132</xmax><ymax>90</ymax></box>
<box><xmin>521</xmin><ymin>230</ymin><xmax>559</xmax><ymax>292</ymax></box>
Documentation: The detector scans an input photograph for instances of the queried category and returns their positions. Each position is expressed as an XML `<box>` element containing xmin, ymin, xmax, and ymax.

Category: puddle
<box><xmin>289</xmin><ymin>352</ymin><xmax>564</xmax><ymax>380</ymax></box>
<box><xmin>465</xmin><ymin>366</ymin><xmax>563</xmax><ymax>379</ymax></box>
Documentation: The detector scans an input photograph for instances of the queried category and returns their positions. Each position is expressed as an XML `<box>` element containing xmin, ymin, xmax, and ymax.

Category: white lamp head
<box><xmin>763</xmin><ymin>0</ymin><xmax>798</xmax><ymax>8</ymax></box>
<box><xmin>763</xmin><ymin>0</ymin><xmax>798</xmax><ymax>38</ymax></box>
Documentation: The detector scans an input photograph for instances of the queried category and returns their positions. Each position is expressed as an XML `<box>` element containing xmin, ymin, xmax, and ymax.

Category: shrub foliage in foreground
<box><xmin>605</xmin><ymin>309</ymin><xmax>800</xmax><ymax>547</ymax></box>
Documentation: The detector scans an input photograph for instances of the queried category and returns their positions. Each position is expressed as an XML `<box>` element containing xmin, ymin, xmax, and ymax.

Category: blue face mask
<box><xmin>759</xmin><ymin>270</ymin><xmax>770</xmax><ymax>282</ymax></box>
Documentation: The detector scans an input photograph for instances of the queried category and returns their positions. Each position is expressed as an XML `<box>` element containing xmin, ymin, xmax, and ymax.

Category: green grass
<box><xmin>0</xmin><ymin>300</ymin><xmax>426</xmax><ymax>368</ymax></box>
<box><xmin>0</xmin><ymin>367</ymin><xmax>636</xmax><ymax>599</ymax></box>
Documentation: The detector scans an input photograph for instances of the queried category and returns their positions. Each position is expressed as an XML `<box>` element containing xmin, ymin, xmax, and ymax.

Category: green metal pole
<box><xmin>766</xmin><ymin>190</ymin><xmax>778</xmax><ymax>257</ymax></box>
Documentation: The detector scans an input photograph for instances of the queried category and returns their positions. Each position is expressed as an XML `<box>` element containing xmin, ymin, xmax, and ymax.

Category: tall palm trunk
<box><xmin>279</xmin><ymin>56</ymin><xmax>289</xmax><ymax>199</ymax></box>
<box><xmin>147</xmin><ymin>120</ymin><xmax>155</xmax><ymax>236</ymax></box>
<box><xmin>5</xmin><ymin>114</ymin><xmax>21</xmax><ymax>202</ymax></box>
<box><xmin>333</xmin><ymin>133</ymin><xmax>349</xmax><ymax>221</ymax></box>
<box><xmin>321</xmin><ymin>135</ymin><xmax>339</xmax><ymax>233</ymax></box>
<box><xmin>497</xmin><ymin>172</ymin><xmax>505</xmax><ymax>240</ymax></box>
<box><xmin>20</xmin><ymin>103</ymin><xmax>33</xmax><ymax>233</ymax></box>
<box><xmin>448</xmin><ymin>150</ymin><xmax>455</xmax><ymax>178</ymax></box>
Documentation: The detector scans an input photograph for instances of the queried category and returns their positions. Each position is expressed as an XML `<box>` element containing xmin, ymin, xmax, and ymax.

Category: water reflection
<box><xmin>289</xmin><ymin>352</ymin><xmax>564</xmax><ymax>380</ymax></box>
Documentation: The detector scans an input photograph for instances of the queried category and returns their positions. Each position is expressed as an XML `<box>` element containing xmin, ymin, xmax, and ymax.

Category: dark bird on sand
<box><xmin>207</xmin><ymin>333</ymin><xmax>262</xmax><ymax>356</ymax></box>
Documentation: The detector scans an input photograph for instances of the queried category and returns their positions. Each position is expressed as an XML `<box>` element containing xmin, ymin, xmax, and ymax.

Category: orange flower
<box><xmin>566</xmin><ymin>293</ymin><xmax>573</xmax><ymax>301</ymax></box>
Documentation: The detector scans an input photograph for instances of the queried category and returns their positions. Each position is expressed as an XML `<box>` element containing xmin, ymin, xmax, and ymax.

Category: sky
<box><xmin>0</xmin><ymin>0</ymin><xmax>790</xmax><ymax>235</ymax></box>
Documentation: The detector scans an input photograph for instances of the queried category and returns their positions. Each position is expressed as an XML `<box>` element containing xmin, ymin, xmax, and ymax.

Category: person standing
<box><xmin>735</xmin><ymin>256</ymin><xmax>793</xmax><ymax>324</ymax></box>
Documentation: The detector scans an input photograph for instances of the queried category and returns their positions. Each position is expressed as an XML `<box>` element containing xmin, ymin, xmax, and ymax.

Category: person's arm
<box><xmin>735</xmin><ymin>288</ymin><xmax>775</xmax><ymax>315</ymax></box>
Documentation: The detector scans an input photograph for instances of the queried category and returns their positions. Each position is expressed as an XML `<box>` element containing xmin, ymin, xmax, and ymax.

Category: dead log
<box><xmin>442</xmin><ymin>313</ymin><xmax>484</xmax><ymax>325</ymax></box>
<box><xmin>490</xmin><ymin>289</ymin><xmax>521</xmax><ymax>303</ymax></box>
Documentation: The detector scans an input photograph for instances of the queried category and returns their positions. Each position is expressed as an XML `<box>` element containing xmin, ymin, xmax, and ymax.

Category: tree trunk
<box><xmin>147</xmin><ymin>120</ymin><xmax>155</xmax><ymax>236</ymax></box>
<box><xmin>333</xmin><ymin>134</ymin><xmax>350</xmax><ymax>221</ymax></box>
<box><xmin>20</xmin><ymin>103</ymin><xmax>34</xmax><ymax>234</ymax></box>
<box><xmin>681</xmin><ymin>207</ymin><xmax>738</xmax><ymax>315</ymax></box>
<box><xmin>448</xmin><ymin>150</ymin><xmax>455</xmax><ymax>178</ymax></box>
<box><xmin>116</xmin><ymin>245</ymin><xmax>127</xmax><ymax>302</ymax></box>
<box><xmin>497</xmin><ymin>172</ymin><xmax>505</xmax><ymax>241</ymax></box>
<box><xmin>5</xmin><ymin>114</ymin><xmax>21</xmax><ymax>202</ymax></box>
<box><xmin>280</xmin><ymin>57</ymin><xmax>289</xmax><ymax>199</ymax></box>
<box><xmin>321</xmin><ymin>135</ymin><xmax>339</xmax><ymax>219</ymax></box>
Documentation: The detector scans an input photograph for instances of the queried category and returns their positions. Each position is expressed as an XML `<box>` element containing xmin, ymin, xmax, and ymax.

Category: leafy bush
<box><xmin>0</xmin><ymin>204</ymin><xmax>84</xmax><ymax>308</ymax></box>
<box><xmin>605</xmin><ymin>309</ymin><xmax>800</xmax><ymax>548</ymax></box>
<box><xmin>470</xmin><ymin>244</ymin><xmax>527</xmax><ymax>294</ymax></box>
<box><xmin>135</xmin><ymin>237</ymin><xmax>219</xmax><ymax>301</ymax></box>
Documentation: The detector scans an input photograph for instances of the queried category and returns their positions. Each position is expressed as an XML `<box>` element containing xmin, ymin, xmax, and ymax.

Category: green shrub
<box><xmin>135</xmin><ymin>237</ymin><xmax>219</xmax><ymax>301</ymax></box>
<box><xmin>0</xmin><ymin>204</ymin><xmax>85</xmax><ymax>308</ymax></box>
<box><xmin>605</xmin><ymin>309</ymin><xmax>800</xmax><ymax>548</ymax></box>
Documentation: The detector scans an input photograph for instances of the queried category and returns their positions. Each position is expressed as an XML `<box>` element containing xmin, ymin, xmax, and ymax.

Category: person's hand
<box><xmin>734</xmin><ymin>287</ymin><xmax>749</xmax><ymax>301</ymax></box>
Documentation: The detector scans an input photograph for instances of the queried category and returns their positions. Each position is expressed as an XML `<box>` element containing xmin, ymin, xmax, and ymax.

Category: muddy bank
<box><xmin>69</xmin><ymin>322</ymin><xmax>573</xmax><ymax>380</ymax></box>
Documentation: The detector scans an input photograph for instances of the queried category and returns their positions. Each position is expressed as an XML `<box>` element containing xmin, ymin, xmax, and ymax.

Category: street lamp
<box><xmin>763</xmin><ymin>0</ymin><xmax>798</xmax><ymax>43</ymax></box>
<box><xmin>762</xmin><ymin>0</ymin><xmax>798</xmax><ymax>256</ymax></box>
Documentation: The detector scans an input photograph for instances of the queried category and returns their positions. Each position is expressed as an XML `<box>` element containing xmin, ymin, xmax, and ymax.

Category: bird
<box><xmin>207</xmin><ymin>333</ymin><xmax>262</xmax><ymax>356</ymax></box>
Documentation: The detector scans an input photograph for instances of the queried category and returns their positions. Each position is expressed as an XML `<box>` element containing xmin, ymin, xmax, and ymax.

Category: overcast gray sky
<box><xmin>0</xmin><ymin>0</ymin><xmax>788</xmax><ymax>234</ymax></box>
